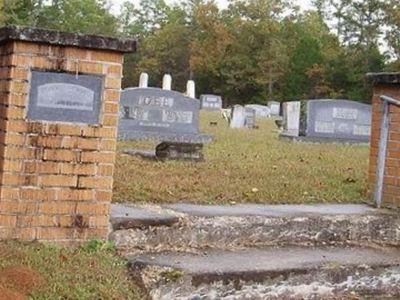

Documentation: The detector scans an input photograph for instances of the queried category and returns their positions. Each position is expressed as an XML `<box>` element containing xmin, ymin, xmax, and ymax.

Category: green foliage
<box><xmin>82</xmin><ymin>239</ymin><xmax>116</xmax><ymax>253</ymax></box>
<box><xmin>4</xmin><ymin>0</ymin><xmax>118</xmax><ymax>36</ymax></box>
<box><xmin>2</xmin><ymin>0</ymin><xmax>398</xmax><ymax>102</ymax></box>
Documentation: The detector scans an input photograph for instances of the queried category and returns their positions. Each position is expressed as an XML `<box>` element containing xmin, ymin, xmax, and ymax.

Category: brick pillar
<box><xmin>368</xmin><ymin>73</ymin><xmax>400</xmax><ymax>208</ymax></box>
<box><xmin>0</xmin><ymin>26</ymin><xmax>136</xmax><ymax>244</ymax></box>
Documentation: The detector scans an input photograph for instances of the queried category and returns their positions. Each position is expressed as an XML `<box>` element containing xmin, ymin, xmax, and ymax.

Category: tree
<box><xmin>4</xmin><ymin>0</ymin><xmax>118</xmax><ymax>36</ymax></box>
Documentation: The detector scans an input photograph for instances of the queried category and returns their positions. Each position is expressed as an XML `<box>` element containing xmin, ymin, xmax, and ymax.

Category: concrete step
<box><xmin>128</xmin><ymin>246</ymin><xmax>400</xmax><ymax>300</ymax></box>
<box><xmin>109</xmin><ymin>204</ymin><xmax>400</xmax><ymax>254</ymax></box>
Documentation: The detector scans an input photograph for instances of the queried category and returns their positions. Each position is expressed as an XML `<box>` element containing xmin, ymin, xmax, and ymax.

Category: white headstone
<box><xmin>186</xmin><ymin>80</ymin><xmax>196</xmax><ymax>99</ymax></box>
<box><xmin>230</xmin><ymin>105</ymin><xmax>246</xmax><ymax>128</ymax></box>
<box><xmin>162</xmin><ymin>74</ymin><xmax>172</xmax><ymax>90</ymax></box>
<box><xmin>283</xmin><ymin>101</ymin><xmax>301</xmax><ymax>136</ymax></box>
<box><xmin>268</xmin><ymin>101</ymin><xmax>281</xmax><ymax>116</ymax></box>
<box><xmin>139</xmin><ymin>72</ymin><xmax>149</xmax><ymax>88</ymax></box>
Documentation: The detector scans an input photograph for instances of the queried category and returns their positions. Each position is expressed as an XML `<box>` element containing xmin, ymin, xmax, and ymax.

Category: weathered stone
<box><xmin>282</xmin><ymin>101</ymin><xmax>301</xmax><ymax>136</ymax></box>
<box><xmin>245</xmin><ymin>104</ymin><xmax>271</xmax><ymax>118</ymax></box>
<box><xmin>268</xmin><ymin>101</ymin><xmax>281</xmax><ymax>116</ymax></box>
<box><xmin>110</xmin><ymin>204</ymin><xmax>400</xmax><ymax>254</ymax></box>
<box><xmin>245</xmin><ymin>107</ymin><xmax>256</xmax><ymax>129</ymax></box>
<box><xmin>230</xmin><ymin>105</ymin><xmax>246</xmax><ymax>128</ymax></box>
<box><xmin>0</xmin><ymin>25</ymin><xmax>136</xmax><ymax>52</ymax></box>
<box><xmin>156</xmin><ymin>142</ymin><xmax>204</xmax><ymax>162</ymax></box>
<box><xmin>129</xmin><ymin>248</ymin><xmax>400</xmax><ymax>300</ymax></box>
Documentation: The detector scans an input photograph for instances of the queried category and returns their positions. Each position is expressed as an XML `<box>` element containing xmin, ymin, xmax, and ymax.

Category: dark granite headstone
<box><xmin>245</xmin><ymin>107</ymin><xmax>256</xmax><ymax>129</ymax></box>
<box><xmin>306</xmin><ymin>100</ymin><xmax>371</xmax><ymax>142</ymax></box>
<box><xmin>200</xmin><ymin>94</ymin><xmax>222</xmax><ymax>111</ymax></box>
<box><xmin>28</xmin><ymin>71</ymin><xmax>103</xmax><ymax>124</ymax></box>
<box><xmin>118</xmin><ymin>87</ymin><xmax>212</xmax><ymax>143</ymax></box>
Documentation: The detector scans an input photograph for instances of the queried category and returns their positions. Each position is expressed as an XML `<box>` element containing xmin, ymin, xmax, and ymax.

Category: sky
<box><xmin>110</xmin><ymin>0</ymin><xmax>314</xmax><ymax>12</ymax></box>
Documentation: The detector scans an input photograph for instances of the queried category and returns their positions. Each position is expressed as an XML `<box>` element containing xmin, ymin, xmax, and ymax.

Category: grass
<box><xmin>0</xmin><ymin>240</ymin><xmax>145</xmax><ymax>299</ymax></box>
<box><xmin>114</xmin><ymin>112</ymin><xmax>371</xmax><ymax>204</ymax></box>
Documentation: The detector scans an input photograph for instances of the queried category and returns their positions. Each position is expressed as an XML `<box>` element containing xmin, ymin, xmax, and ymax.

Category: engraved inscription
<box><xmin>315</xmin><ymin>121</ymin><xmax>335</xmax><ymax>133</ymax></box>
<box><xmin>353</xmin><ymin>125</ymin><xmax>371</xmax><ymax>136</ymax></box>
<box><xmin>138</xmin><ymin>96</ymin><xmax>174</xmax><ymax>107</ymax></box>
<box><xmin>333</xmin><ymin>108</ymin><xmax>358</xmax><ymax>120</ymax></box>
<box><xmin>162</xmin><ymin>110</ymin><xmax>193</xmax><ymax>123</ymax></box>
<box><xmin>205</xmin><ymin>97</ymin><xmax>218</xmax><ymax>102</ymax></box>
<box><xmin>337</xmin><ymin>123</ymin><xmax>351</xmax><ymax>134</ymax></box>
<box><xmin>37</xmin><ymin>83</ymin><xmax>94</xmax><ymax>111</ymax></box>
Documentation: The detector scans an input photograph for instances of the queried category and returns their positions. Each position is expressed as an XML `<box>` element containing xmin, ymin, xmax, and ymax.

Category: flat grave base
<box><xmin>118</xmin><ymin>132</ymin><xmax>213</xmax><ymax>144</ymax></box>
<box><xmin>279</xmin><ymin>133</ymin><xmax>370</xmax><ymax>145</ymax></box>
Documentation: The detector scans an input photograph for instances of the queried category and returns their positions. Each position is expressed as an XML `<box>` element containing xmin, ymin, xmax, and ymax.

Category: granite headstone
<box><xmin>200</xmin><ymin>94</ymin><xmax>223</xmax><ymax>111</ymax></box>
<box><xmin>306</xmin><ymin>100</ymin><xmax>371</xmax><ymax>142</ymax></box>
<box><xmin>230</xmin><ymin>105</ymin><xmax>246</xmax><ymax>128</ymax></box>
<box><xmin>245</xmin><ymin>107</ymin><xmax>256</xmax><ymax>128</ymax></box>
<box><xmin>118</xmin><ymin>87</ymin><xmax>212</xmax><ymax>143</ymax></box>
<box><xmin>245</xmin><ymin>104</ymin><xmax>271</xmax><ymax>118</ymax></box>
<box><xmin>28</xmin><ymin>71</ymin><xmax>103</xmax><ymax>124</ymax></box>
<box><xmin>282</xmin><ymin>101</ymin><xmax>301</xmax><ymax>136</ymax></box>
<box><xmin>268</xmin><ymin>101</ymin><xmax>281</xmax><ymax>116</ymax></box>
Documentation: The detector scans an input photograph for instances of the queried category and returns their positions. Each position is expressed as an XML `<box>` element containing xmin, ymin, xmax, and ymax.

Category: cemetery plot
<box><xmin>114</xmin><ymin>112</ymin><xmax>369</xmax><ymax>204</ymax></box>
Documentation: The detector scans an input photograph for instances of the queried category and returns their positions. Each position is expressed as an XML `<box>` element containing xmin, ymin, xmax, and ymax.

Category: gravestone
<box><xmin>245</xmin><ymin>104</ymin><xmax>271</xmax><ymax>118</ymax></box>
<box><xmin>282</xmin><ymin>101</ymin><xmax>301</xmax><ymax>136</ymax></box>
<box><xmin>186</xmin><ymin>80</ymin><xmax>196</xmax><ymax>99</ymax></box>
<box><xmin>268</xmin><ymin>101</ymin><xmax>281</xmax><ymax>116</ymax></box>
<box><xmin>245</xmin><ymin>107</ymin><xmax>256</xmax><ymax>129</ymax></box>
<box><xmin>119</xmin><ymin>87</ymin><xmax>212</xmax><ymax>161</ymax></box>
<box><xmin>230</xmin><ymin>105</ymin><xmax>246</xmax><ymax>128</ymax></box>
<box><xmin>306</xmin><ymin>100</ymin><xmax>371</xmax><ymax>142</ymax></box>
<box><xmin>200</xmin><ymin>94</ymin><xmax>223</xmax><ymax>111</ymax></box>
<box><xmin>280</xmin><ymin>99</ymin><xmax>372</xmax><ymax>143</ymax></box>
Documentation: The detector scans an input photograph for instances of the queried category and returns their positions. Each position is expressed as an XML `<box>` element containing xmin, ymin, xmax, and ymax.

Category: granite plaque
<box><xmin>28</xmin><ymin>71</ymin><xmax>103</xmax><ymax>124</ymax></box>
<box><xmin>306</xmin><ymin>100</ymin><xmax>372</xmax><ymax>141</ymax></box>
<box><xmin>118</xmin><ymin>87</ymin><xmax>212</xmax><ymax>143</ymax></box>
<box><xmin>200</xmin><ymin>94</ymin><xmax>222</xmax><ymax>111</ymax></box>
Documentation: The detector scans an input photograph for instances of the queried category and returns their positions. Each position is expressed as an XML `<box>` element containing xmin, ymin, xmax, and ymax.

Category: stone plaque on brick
<box><xmin>200</xmin><ymin>94</ymin><xmax>222</xmax><ymax>111</ymax></box>
<box><xmin>28</xmin><ymin>71</ymin><xmax>104</xmax><ymax>124</ymax></box>
<box><xmin>119</xmin><ymin>87</ymin><xmax>211</xmax><ymax>143</ymax></box>
<box><xmin>306</xmin><ymin>100</ymin><xmax>371</xmax><ymax>142</ymax></box>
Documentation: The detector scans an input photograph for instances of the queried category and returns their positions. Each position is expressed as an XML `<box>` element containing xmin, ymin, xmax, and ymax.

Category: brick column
<box><xmin>368</xmin><ymin>73</ymin><xmax>400</xmax><ymax>208</ymax></box>
<box><xmin>0</xmin><ymin>26</ymin><xmax>136</xmax><ymax>244</ymax></box>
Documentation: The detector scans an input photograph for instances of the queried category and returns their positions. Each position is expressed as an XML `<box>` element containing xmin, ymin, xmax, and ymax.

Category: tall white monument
<box><xmin>162</xmin><ymin>74</ymin><xmax>172</xmax><ymax>90</ymax></box>
<box><xmin>186</xmin><ymin>80</ymin><xmax>196</xmax><ymax>99</ymax></box>
<box><xmin>139</xmin><ymin>72</ymin><xmax>149</xmax><ymax>88</ymax></box>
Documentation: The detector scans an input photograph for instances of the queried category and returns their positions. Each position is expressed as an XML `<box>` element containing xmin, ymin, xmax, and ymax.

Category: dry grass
<box><xmin>0</xmin><ymin>241</ymin><xmax>144</xmax><ymax>299</ymax></box>
<box><xmin>114</xmin><ymin>112</ymin><xmax>371</xmax><ymax>204</ymax></box>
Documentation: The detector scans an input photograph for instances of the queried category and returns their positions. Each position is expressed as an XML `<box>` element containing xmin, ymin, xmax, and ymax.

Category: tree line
<box><xmin>1</xmin><ymin>0</ymin><xmax>399</xmax><ymax>105</ymax></box>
